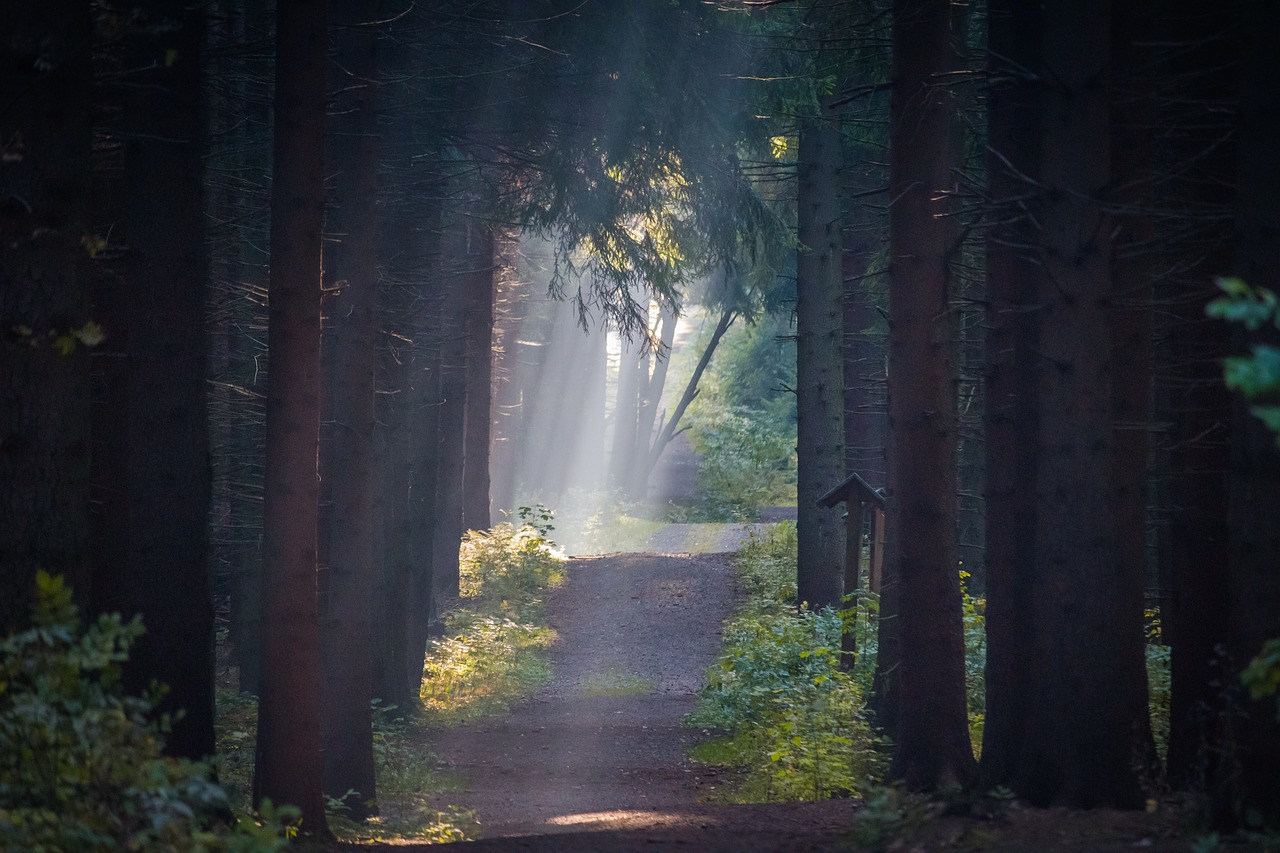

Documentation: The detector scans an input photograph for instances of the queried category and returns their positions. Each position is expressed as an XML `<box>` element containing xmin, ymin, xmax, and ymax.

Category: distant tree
<box><xmin>253</xmin><ymin>0</ymin><xmax>330</xmax><ymax>833</ymax></box>
<box><xmin>462</xmin><ymin>223</ymin><xmax>496</xmax><ymax>532</ymax></box>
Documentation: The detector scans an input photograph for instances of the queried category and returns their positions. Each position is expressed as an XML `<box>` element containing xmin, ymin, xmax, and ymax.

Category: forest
<box><xmin>2</xmin><ymin>0</ymin><xmax>1279</xmax><ymax>849</ymax></box>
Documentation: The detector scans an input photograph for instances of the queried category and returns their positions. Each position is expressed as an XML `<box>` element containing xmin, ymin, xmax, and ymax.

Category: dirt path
<box><xmin>417</xmin><ymin>549</ymin><xmax>861</xmax><ymax>851</ymax></box>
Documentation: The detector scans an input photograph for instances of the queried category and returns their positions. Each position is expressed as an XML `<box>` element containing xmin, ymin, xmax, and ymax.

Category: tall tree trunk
<box><xmin>795</xmin><ymin>100</ymin><xmax>845</xmax><ymax>612</ymax></box>
<box><xmin>980</xmin><ymin>0</ymin><xmax>1042</xmax><ymax>789</ymax></box>
<box><xmin>1155</xmin><ymin>0</ymin><xmax>1236</xmax><ymax>789</ymax></box>
<box><xmin>0</xmin><ymin>3</ymin><xmax>93</xmax><ymax>632</ymax></box>
<box><xmin>1109</xmin><ymin>0</ymin><xmax>1160</xmax><ymax>779</ymax></box>
<box><xmin>886</xmin><ymin>0</ymin><xmax>974</xmax><ymax>789</ymax></box>
<box><xmin>432</xmin><ymin>211</ymin><xmax>470</xmax><ymax>603</ymax></box>
<box><xmin>253</xmin><ymin>0</ymin><xmax>331</xmax><ymax>833</ymax></box>
<box><xmin>1018</xmin><ymin>0</ymin><xmax>1143</xmax><ymax>808</ymax></box>
<box><xmin>114</xmin><ymin>1</ymin><xmax>215</xmax><ymax>762</ymax></box>
<box><xmin>462</xmin><ymin>223</ymin><xmax>495</xmax><ymax>531</ymax></box>
<box><xmin>1225</xmin><ymin>0</ymin><xmax>1280</xmax><ymax>825</ymax></box>
<box><xmin>319</xmin><ymin>0</ymin><xmax>379</xmax><ymax>817</ymax></box>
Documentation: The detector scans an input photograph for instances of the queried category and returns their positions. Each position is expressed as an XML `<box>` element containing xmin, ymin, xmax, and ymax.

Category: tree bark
<box><xmin>980</xmin><ymin>0</ymin><xmax>1042</xmax><ymax>789</ymax></box>
<box><xmin>795</xmin><ymin>100</ymin><xmax>846</xmax><ymax>612</ymax></box>
<box><xmin>1224</xmin><ymin>0</ymin><xmax>1280</xmax><ymax>824</ymax></box>
<box><xmin>0</xmin><ymin>3</ymin><xmax>93</xmax><ymax>632</ymax></box>
<box><xmin>253</xmin><ymin>0</ymin><xmax>331</xmax><ymax>833</ymax></box>
<box><xmin>886</xmin><ymin>0</ymin><xmax>974</xmax><ymax>789</ymax></box>
<box><xmin>1017</xmin><ymin>0</ymin><xmax>1143</xmax><ymax>808</ymax></box>
<box><xmin>319</xmin><ymin>0</ymin><xmax>379</xmax><ymax>817</ymax></box>
<box><xmin>462</xmin><ymin>223</ymin><xmax>495</xmax><ymax>531</ymax></box>
<box><xmin>113</xmin><ymin>1</ymin><xmax>215</xmax><ymax>762</ymax></box>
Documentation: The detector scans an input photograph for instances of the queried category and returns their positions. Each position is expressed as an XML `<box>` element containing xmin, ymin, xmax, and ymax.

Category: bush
<box><xmin>422</xmin><ymin>517</ymin><xmax>563</xmax><ymax>723</ymax></box>
<box><xmin>0</xmin><ymin>572</ymin><xmax>294</xmax><ymax>852</ymax></box>
<box><xmin>688</xmin><ymin>524</ymin><xmax>885</xmax><ymax>801</ymax></box>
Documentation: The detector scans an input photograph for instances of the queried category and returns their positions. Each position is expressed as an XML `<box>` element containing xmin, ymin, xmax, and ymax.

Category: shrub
<box><xmin>688</xmin><ymin>524</ymin><xmax>885</xmax><ymax>801</ymax></box>
<box><xmin>0</xmin><ymin>572</ymin><xmax>294</xmax><ymax>852</ymax></box>
<box><xmin>423</xmin><ymin>517</ymin><xmax>563</xmax><ymax>723</ymax></box>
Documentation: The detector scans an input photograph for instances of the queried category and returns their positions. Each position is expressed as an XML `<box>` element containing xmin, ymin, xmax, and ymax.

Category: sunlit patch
<box><xmin>546</xmin><ymin>809</ymin><xmax>712</xmax><ymax>829</ymax></box>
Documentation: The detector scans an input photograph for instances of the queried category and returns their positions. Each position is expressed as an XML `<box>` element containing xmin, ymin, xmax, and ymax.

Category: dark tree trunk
<box><xmin>253</xmin><ymin>0</ymin><xmax>331</xmax><ymax>833</ymax></box>
<box><xmin>112</xmin><ymin>1</ymin><xmax>215</xmax><ymax>762</ymax></box>
<box><xmin>462</xmin><ymin>223</ymin><xmax>495</xmax><ymax>531</ymax></box>
<box><xmin>319</xmin><ymin>0</ymin><xmax>379</xmax><ymax>817</ymax></box>
<box><xmin>886</xmin><ymin>0</ymin><xmax>974</xmax><ymax>789</ymax></box>
<box><xmin>1109</xmin><ymin>0</ymin><xmax>1160</xmax><ymax>779</ymax></box>
<box><xmin>980</xmin><ymin>0</ymin><xmax>1042</xmax><ymax>788</ymax></box>
<box><xmin>1018</xmin><ymin>0</ymin><xmax>1143</xmax><ymax>808</ymax></box>
<box><xmin>0</xmin><ymin>3</ymin><xmax>93</xmax><ymax>632</ymax></box>
<box><xmin>795</xmin><ymin>101</ymin><xmax>845</xmax><ymax>612</ymax></box>
<box><xmin>1224</xmin><ymin>0</ymin><xmax>1280</xmax><ymax>824</ymax></box>
<box><xmin>1155</xmin><ymin>0</ymin><xmax>1236</xmax><ymax>788</ymax></box>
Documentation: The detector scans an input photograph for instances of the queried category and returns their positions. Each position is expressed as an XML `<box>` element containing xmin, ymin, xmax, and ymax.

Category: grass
<box><xmin>579</xmin><ymin>670</ymin><xmax>656</xmax><ymax>697</ymax></box>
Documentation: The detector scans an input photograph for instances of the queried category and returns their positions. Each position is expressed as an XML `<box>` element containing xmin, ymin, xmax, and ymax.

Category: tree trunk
<box><xmin>462</xmin><ymin>223</ymin><xmax>495</xmax><ymax>531</ymax></box>
<box><xmin>253</xmin><ymin>0</ymin><xmax>330</xmax><ymax>833</ymax></box>
<box><xmin>1109</xmin><ymin>0</ymin><xmax>1160</xmax><ymax>779</ymax></box>
<box><xmin>886</xmin><ymin>0</ymin><xmax>974</xmax><ymax>789</ymax></box>
<box><xmin>489</xmin><ymin>230</ymin><xmax>526</xmax><ymax>518</ymax></box>
<box><xmin>432</xmin><ymin>211</ymin><xmax>470</xmax><ymax>604</ymax></box>
<box><xmin>795</xmin><ymin>99</ymin><xmax>845</xmax><ymax>612</ymax></box>
<box><xmin>0</xmin><ymin>3</ymin><xmax>93</xmax><ymax>632</ymax></box>
<box><xmin>1019</xmin><ymin>0</ymin><xmax>1143</xmax><ymax>808</ymax></box>
<box><xmin>980</xmin><ymin>0</ymin><xmax>1042</xmax><ymax>789</ymax></box>
<box><xmin>319</xmin><ymin>0</ymin><xmax>379</xmax><ymax>817</ymax></box>
<box><xmin>630</xmin><ymin>304</ymin><xmax>677</xmax><ymax>500</ymax></box>
<box><xmin>113</xmin><ymin>1</ymin><xmax>215</xmax><ymax>762</ymax></box>
<box><xmin>1225</xmin><ymin>0</ymin><xmax>1280</xmax><ymax>824</ymax></box>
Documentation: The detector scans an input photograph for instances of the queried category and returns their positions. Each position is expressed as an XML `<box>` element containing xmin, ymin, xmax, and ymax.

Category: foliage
<box><xmin>1145</xmin><ymin>608</ymin><xmax>1172</xmax><ymax>761</ymax></box>
<box><xmin>687</xmin><ymin>524</ymin><xmax>886</xmax><ymax>802</ymax></box>
<box><xmin>458</xmin><ymin>519</ymin><xmax>565</xmax><ymax>609</ymax></box>
<box><xmin>422</xmin><ymin>517</ymin><xmax>563</xmax><ymax>723</ymax></box>
<box><xmin>959</xmin><ymin>572</ymin><xmax>987</xmax><ymax>756</ymax></box>
<box><xmin>1242</xmin><ymin>639</ymin><xmax>1280</xmax><ymax>722</ymax></box>
<box><xmin>1206</xmin><ymin>277</ymin><xmax>1280</xmax><ymax>440</ymax></box>
<box><xmin>1</xmin><ymin>572</ymin><xmax>295</xmax><ymax>852</ymax></box>
<box><xmin>1206</xmin><ymin>279</ymin><xmax>1280</xmax><ymax>724</ymax></box>
<box><xmin>686</xmin><ymin>405</ymin><xmax>797</xmax><ymax>519</ymax></box>
<box><xmin>681</xmin><ymin>311</ymin><xmax>798</xmax><ymax>521</ymax></box>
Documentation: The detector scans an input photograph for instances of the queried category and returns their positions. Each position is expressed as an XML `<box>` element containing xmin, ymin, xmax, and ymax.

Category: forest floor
<box><xmin>317</xmin><ymin>529</ymin><xmax>1203</xmax><ymax>851</ymax></box>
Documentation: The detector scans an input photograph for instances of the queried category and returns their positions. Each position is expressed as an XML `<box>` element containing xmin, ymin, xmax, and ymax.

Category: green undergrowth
<box><xmin>420</xmin><ymin>516</ymin><xmax>564</xmax><ymax>724</ymax></box>
<box><xmin>687</xmin><ymin>522</ymin><xmax>887</xmax><ymax>801</ymax></box>
<box><xmin>3</xmin><ymin>572</ymin><xmax>295</xmax><ymax>852</ymax></box>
